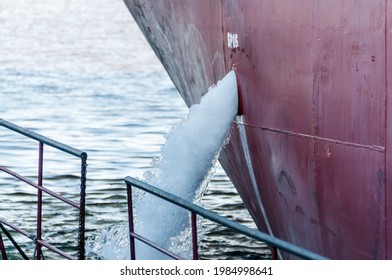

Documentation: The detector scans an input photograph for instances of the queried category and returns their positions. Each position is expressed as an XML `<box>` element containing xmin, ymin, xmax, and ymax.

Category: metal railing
<box><xmin>0</xmin><ymin>118</ymin><xmax>87</xmax><ymax>260</ymax></box>
<box><xmin>125</xmin><ymin>176</ymin><xmax>328</xmax><ymax>260</ymax></box>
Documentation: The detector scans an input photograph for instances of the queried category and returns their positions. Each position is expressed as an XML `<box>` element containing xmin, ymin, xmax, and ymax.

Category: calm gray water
<box><xmin>0</xmin><ymin>0</ymin><xmax>269</xmax><ymax>260</ymax></box>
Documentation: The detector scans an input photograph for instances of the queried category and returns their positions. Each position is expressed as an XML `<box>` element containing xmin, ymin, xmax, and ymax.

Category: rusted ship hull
<box><xmin>124</xmin><ymin>0</ymin><xmax>392</xmax><ymax>259</ymax></box>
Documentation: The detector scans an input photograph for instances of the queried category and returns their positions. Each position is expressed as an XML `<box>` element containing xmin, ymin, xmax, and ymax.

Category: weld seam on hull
<box><xmin>236</xmin><ymin>122</ymin><xmax>385</xmax><ymax>153</ymax></box>
<box><xmin>384</xmin><ymin>0</ymin><xmax>389</xmax><ymax>259</ymax></box>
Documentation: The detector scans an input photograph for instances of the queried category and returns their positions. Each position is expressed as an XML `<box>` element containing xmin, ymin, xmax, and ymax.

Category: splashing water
<box><xmin>88</xmin><ymin>70</ymin><xmax>238</xmax><ymax>259</ymax></box>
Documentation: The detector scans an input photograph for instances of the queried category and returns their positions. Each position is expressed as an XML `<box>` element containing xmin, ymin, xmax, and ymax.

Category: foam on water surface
<box><xmin>88</xmin><ymin>70</ymin><xmax>238</xmax><ymax>259</ymax></box>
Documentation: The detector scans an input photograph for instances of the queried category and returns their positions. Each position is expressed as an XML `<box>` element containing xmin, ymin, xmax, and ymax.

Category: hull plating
<box><xmin>124</xmin><ymin>0</ymin><xmax>391</xmax><ymax>259</ymax></box>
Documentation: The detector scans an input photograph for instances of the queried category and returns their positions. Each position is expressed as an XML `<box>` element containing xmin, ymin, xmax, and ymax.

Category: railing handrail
<box><xmin>125</xmin><ymin>176</ymin><xmax>328</xmax><ymax>260</ymax></box>
<box><xmin>0</xmin><ymin>118</ymin><xmax>87</xmax><ymax>159</ymax></box>
<box><xmin>0</xmin><ymin>119</ymin><xmax>87</xmax><ymax>260</ymax></box>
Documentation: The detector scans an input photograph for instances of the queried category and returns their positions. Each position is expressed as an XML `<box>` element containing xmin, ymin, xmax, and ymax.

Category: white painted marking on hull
<box><xmin>227</xmin><ymin>32</ymin><xmax>239</xmax><ymax>49</ymax></box>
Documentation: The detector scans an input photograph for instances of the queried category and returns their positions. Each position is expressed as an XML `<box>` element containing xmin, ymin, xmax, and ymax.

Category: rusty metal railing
<box><xmin>0</xmin><ymin>118</ymin><xmax>87</xmax><ymax>260</ymax></box>
<box><xmin>125</xmin><ymin>176</ymin><xmax>328</xmax><ymax>260</ymax></box>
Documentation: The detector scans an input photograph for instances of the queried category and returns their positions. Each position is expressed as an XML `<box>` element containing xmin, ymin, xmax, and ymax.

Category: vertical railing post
<box><xmin>36</xmin><ymin>142</ymin><xmax>44</xmax><ymax>260</ymax></box>
<box><xmin>77</xmin><ymin>153</ymin><xmax>87</xmax><ymax>260</ymax></box>
<box><xmin>126</xmin><ymin>184</ymin><xmax>136</xmax><ymax>260</ymax></box>
<box><xmin>0</xmin><ymin>229</ymin><xmax>7</xmax><ymax>260</ymax></box>
<box><xmin>270</xmin><ymin>246</ymin><xmax>278</xmax><ymax>260</ymax></box>
<box><xmin>191</xmin><ymin>212</ymin><xmax>199</xmax><ymax>260</ymax></box>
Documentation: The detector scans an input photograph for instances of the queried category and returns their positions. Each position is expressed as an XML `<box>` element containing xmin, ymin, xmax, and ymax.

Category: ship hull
<box><xmin>124</xmin><ymin>0</ymin><xmax>392</xmax><ymax>259</ymax></box>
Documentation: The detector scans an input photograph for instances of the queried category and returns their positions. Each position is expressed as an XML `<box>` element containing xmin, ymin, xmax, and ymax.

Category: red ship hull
<box><xmin>124</xmin><ymin>0</ymin><xmax>392</xmax><ymax>259</ymax></box>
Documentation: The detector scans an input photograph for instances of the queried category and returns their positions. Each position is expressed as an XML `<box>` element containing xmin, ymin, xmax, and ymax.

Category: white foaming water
<box><xmin>88</xmin><ymin>70</ymin><xmax>238</xmax><ymax>259</ymax></box>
